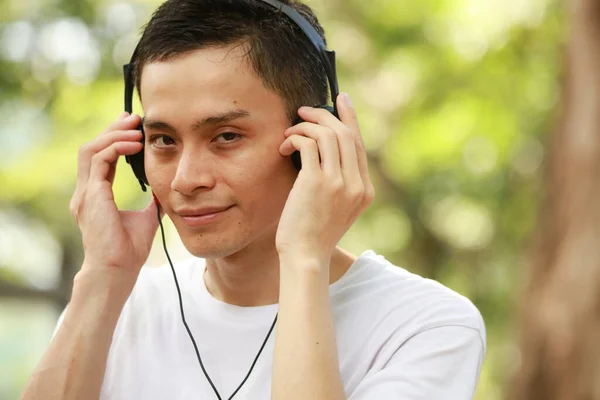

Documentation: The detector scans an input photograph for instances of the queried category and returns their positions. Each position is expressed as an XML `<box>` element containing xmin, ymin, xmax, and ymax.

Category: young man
<box><xmin>21</xmin><ymin>0</ymin><xmax>485</xmax><ymax>399</ymax></box>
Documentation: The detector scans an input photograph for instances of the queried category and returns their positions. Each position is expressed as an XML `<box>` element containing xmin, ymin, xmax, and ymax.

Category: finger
<box><xmin>138</xmin><ymin>196</ymin><xmax>167</xmax><ymax>252</ymax></box>
<box><xmin>73</xmin><ymin>129</ymin><xmax>142</xmax><ymax>215</ymax></box>
<box><xmin>279</xmin><ymin>135</ymin><xmax>321</xmax><ymax>174</ymax></box>
<box><xmin>337</xmin><ymin>92</ymin><xmax>376</xmax><ymax>205</ymax></box>
<box><xmin>140</xmin><ymin>196</ymin><xmax>164</xmax><ymax>232</ymax></box>
<box><xmin>119</xmin><ymin>199</ymin><xmax>162</xmax><ymax>255</ymax></box>
<box><xmin>297</xmin><ymin>106</ymin><xmax>347</xmax><ymax>133</ymax></box>
<box><xmin>284</xmin><ymin>122</ymin><xmax>341</xmax><ymax>177</ymax></box>
<box><xmin>89</xmin><ymin>141</ymin><xmax>143</xmax><ymax>185</ymax></box>
<box><xmin>298</xmin><ymin>105</ymin><xmax>360</xmax><ymax>183</ymax></box>
<box><xmin>335</xmin><ymin>93</ymin><xmax>360</xmax><ymax>133</ymax></box>
<box><xmin>76</xmin><ymin>129</ymin><xmax>142</xmax><ymax>191</ymax></box>
<box><xmin>151</xmin><ymin>192</ymin><xmax>167</xmax><ymax>219</ymax></box>
<box><xmin>101</xmin><ymin>113</ymin><xmax>142</xmax><ymax>135</ymax></box>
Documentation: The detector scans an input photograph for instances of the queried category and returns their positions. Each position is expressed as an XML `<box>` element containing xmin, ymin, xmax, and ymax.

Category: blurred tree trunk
<box><xmin>511</xmin><ymin>0</ymin><xmax>600</xmax><ymax>399</ymax></box>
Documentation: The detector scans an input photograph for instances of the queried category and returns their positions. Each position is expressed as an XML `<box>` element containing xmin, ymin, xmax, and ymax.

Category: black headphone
<box><xmin>123</xmin><ymin>0</ymin><xmax>341</xmax><ymax>192</ymax></box>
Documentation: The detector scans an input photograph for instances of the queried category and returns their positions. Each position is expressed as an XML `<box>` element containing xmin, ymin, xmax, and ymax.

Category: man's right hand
<box><xmin>69</xmin><ymin>112</ymin><xmax>161</xmax><ymax>292</ymax></box>
<box><xmin>20</xmin><ymin>113</ymin><xmax>160</xmax><ymax>400</ymax></box>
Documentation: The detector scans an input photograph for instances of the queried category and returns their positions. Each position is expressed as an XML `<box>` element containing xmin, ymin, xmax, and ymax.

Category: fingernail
<box><xmin>119</xmin><ymin>112</ymin><xmax>129</xmax><ymax>120</ymax></box>
<box><xmin>343</xmin><ymin>92</ymin><xmax>353</xmax><ymax>107</ymax></box>
<box><xmin>125</xmin><ymin>114</ymin><xmax>137</xmax><ymax>122</ymax></box>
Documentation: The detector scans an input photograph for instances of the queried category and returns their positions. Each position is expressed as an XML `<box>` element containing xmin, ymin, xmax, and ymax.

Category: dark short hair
<box><xmin>133</xmin><ymin>0</ymin><xmax>329</xmax><ymax>122</ymax></box>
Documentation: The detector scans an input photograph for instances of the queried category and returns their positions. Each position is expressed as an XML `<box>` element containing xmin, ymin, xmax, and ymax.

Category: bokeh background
<box><xmin>0</xmin><ymin>0</ymin><xmax>564</xmax><ymax>398</ymax></box>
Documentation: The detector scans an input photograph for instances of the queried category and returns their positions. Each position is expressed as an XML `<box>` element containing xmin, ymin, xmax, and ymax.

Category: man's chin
<box><xmin>181</xmin><ymin>238</ymin><xmax>245</xmax><ymax>260</ymax></box>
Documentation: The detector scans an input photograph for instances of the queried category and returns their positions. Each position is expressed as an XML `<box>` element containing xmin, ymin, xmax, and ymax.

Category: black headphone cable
<box><xmin>156</xmin><ymin>204</ymin><xmax>278</xmax><ymax>400</ymax></box>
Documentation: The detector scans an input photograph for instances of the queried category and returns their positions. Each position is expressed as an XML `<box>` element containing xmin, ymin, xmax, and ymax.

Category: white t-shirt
<box><xmin>54</xmin><ymin>250</ymin><xmax>486</xmax><ymax>399</ymax></box>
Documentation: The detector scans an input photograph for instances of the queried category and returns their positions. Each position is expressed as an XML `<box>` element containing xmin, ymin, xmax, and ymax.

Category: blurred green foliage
<box><xmin>0</xmin><ymin>0</ymin><xmax>564</xmax><ymax>398</ymax></box>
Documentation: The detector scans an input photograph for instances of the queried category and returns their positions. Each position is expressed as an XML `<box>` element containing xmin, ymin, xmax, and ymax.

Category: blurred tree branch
<box><xmin>0</xmin><ymin>280</ymin><xmax>67</xmax><ymax>305</ymax></box>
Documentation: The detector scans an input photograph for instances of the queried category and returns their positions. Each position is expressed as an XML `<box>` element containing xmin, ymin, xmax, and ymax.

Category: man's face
<box><xmin>140</xmin><ymin>44</ymin><xmax>298</xmax><ymax>258</ymax></box>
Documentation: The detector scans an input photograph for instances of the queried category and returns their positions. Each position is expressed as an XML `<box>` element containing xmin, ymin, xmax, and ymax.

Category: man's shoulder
<box><xmin>336</xmin><ymin>250</ymin><xmax>485</xmax><ymax>339</ymax></box>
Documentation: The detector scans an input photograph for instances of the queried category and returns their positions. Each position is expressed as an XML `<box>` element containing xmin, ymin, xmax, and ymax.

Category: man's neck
<box><xmin>203</xmin><ymin>245</ymin><xmax>357</xmax><ymax>307</ymax></box>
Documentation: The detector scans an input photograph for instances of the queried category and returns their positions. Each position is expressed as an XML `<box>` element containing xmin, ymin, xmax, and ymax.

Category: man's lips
<box><xmin>174</xmin><ymin>205</ymin><xmax>234</xmax><ymax>228</ymax></box>
<box><xmin>175</xmin><ymin>205</ymin><xmax>233</xmax><ymax>217</ymax></box>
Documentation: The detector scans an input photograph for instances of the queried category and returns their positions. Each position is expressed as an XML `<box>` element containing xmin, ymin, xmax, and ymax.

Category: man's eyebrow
<box><xmin>142</xmin><ymin>109</ymin><xmax>251</xmax><ymax>132</ymax></box>
<box><xmin>142</xmin><ymin>119</ymin><xmax>175</xmax><ymax>132</ymax></box>
<box><xmin>192</xmin><ymin>109</ymin><xmax>251</xmax><ymax>130</ymax></box>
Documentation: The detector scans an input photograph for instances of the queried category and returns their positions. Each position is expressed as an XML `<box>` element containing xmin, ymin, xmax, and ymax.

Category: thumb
<box><xmin>151</xmin><ymin>192</ymin><xmax>167</xmax><ymax>221</ymax></box>
<box><xmin>138</xmin><ymin>196</ymin><xmax>165</xmax><ymax>235</ymax></box>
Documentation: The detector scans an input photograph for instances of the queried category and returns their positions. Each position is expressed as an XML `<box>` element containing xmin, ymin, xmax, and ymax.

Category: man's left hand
<box><xmin>276</xmin><ymin>92</ymin><xmax>375</xmax><ymax>265</ymax></box>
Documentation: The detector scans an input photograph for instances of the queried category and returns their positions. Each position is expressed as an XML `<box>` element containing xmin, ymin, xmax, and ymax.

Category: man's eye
<box><xmin>150</xmin><ymin>135</ymin><xmax>176</xmax><ymax>148</ymax></box>
<box><xmin>215</xmin><ymin>132</ymin><xmax>242</xmax><ymax>143</ymax></box>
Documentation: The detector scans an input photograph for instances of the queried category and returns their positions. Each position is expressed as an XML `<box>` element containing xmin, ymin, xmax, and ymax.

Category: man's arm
<box><xmin>272</xmin><ymin>93</ymin><xmax>372</xmax><ymax>400</ymax></box>
<box><xmin>20</xmin><ymin>268</ymin><xmax>131</xmax><ymax>400</ymax></box>
<box><xmin>272</xmin><ymin>256</ymin><xmax>346</xmax><ymax>400</ymax></box>
<box><xmin>20</xmin><ymin>111</ymin><xmax>161</xmax><ymax>399</ymax></box>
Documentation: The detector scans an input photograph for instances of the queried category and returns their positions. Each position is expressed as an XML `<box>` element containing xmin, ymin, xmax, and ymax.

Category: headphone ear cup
<box><xmin>290</xmin><ymin>104</ymin><xmax>337</xmax><ymax>171</ymax></box>
<box><xmin>291</xmin><ymin>114</ymin><xmax>303</xmax><ymax>171</ymax></box>
<box><xmin>125</xmin><ymin>123</ymin><xmax>148</xmax><ymax>191</ymax></box>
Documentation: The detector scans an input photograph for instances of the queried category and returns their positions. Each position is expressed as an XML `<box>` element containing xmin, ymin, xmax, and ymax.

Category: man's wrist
<box><xmin>278</xmin><ymin>250</ymin><xmax>330</xmax><ymax>270</ymax></box>
<box><xmin>278</xmin><ymin>254</ymin><xmax>331</xmax><ymax>295</ymax></box>
<box><xmin>72</xmin><ymin>266</ymin><xmax>136</xmax><ymax>316</ymax></box>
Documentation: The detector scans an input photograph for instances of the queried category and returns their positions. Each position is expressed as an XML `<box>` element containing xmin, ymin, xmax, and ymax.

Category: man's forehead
<box><xmin>139</xmin><ymin>48</ymin><xmax>260</xmax><ymax>109</ymax></box>
<box><xmin>137</xmin><ymin>43</ymin><xmax>288</xmax><ymax>125</ymax></box>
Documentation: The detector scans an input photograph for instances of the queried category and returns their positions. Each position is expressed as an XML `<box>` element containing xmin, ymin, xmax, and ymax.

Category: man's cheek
<box><xmin>145</xmin><ymin>164</ymin><xmax>173</xmax><ymax>199</ymax></box>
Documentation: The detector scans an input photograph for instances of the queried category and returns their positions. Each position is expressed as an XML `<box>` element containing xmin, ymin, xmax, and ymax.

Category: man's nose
<box><xmin>170</xmin><ymin>148</ymin><xmax>216</xmax><ymax>195</ymax></box>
